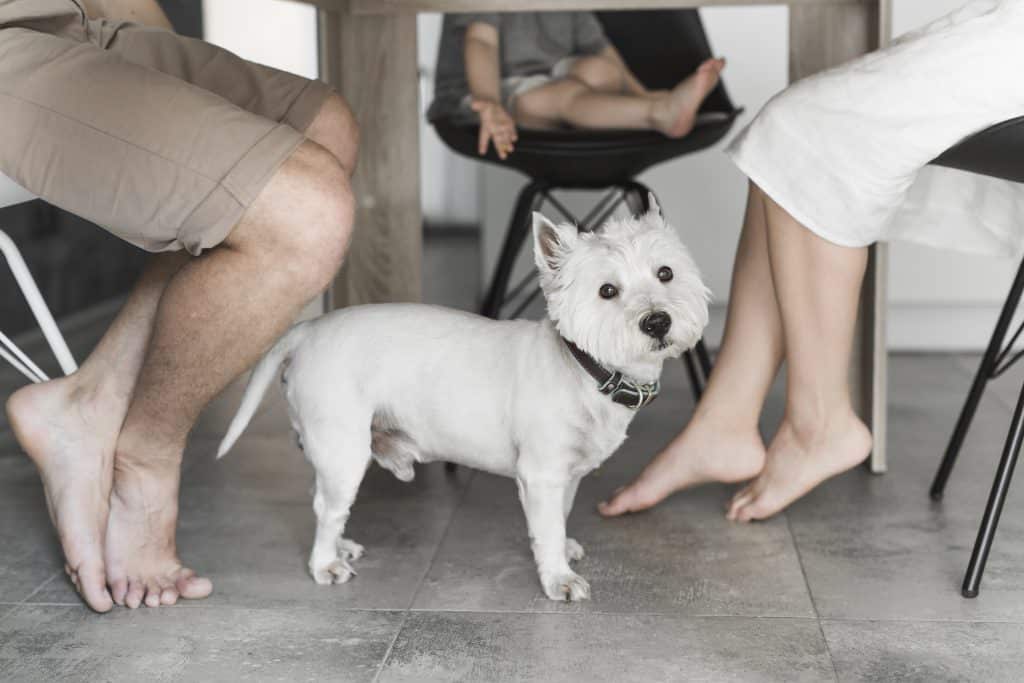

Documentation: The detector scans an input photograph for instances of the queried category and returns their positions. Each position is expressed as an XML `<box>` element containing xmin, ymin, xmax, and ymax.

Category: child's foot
<box><xmin>651</xmin><ymin>58</ymin><xmax>726</xmax><ymax>138</ymax></box>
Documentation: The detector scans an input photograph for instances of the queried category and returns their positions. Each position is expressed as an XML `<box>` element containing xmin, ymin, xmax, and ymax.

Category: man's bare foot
<box><xmin>598</xmin><ymin>414</ymin><xmax>766</xmax><ymax>516</ymax></box>
<box><xmin>104</xmin><ymin>453</ymin><xmax>212</xmax><ymax>608</ymax></box>
<box><xmin>5</xmin><ymin>378</ymin><xmax>120</xmax><ymax>613</ymax></box>
<box><xmin>650</xmin><ymin>58</ymin><xmax>726</xmax><ymax>138</ymax></box>
<box><xmin>726</xmin><ymin>412</ymin><xmax>872</xmax><ymax>522</ymax></box>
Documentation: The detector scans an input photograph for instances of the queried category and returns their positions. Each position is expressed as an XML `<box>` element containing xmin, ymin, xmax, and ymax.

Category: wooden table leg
<box><xmin>789</xmin><ymin>0</ymin><xmax>889</xmax><ymax>473</ymax></box>
<box><xmin>317</xmin><ymin>4</ymin><xmax>423</xmax><ymax>308</ymax></box>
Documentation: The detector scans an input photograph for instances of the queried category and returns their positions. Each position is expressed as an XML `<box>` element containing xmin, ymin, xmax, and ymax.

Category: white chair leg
<box><xmin>0</xmin><ymin>229</ymin><xmax>78</xmax><ymax>378</ymax></box>
<box><xmin>0</xmin><ymin>330</ymin><xmax>48</xmax><ymax>383</ymax></box>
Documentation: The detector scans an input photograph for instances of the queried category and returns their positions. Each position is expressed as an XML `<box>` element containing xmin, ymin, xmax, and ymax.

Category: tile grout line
<box><xmin>0</xmin><ymin>571</ymin><xmax>62</xmax><ymax>624</ymax></box>
<box><xmin>372</xmin><ymin>469</ymin><xmax>478</xmax><ymax>682</ymax></box>
<box><xmin>785</xmin><ymin>513</ymin><xmax>840</xmax><ymax>683</ymax></box>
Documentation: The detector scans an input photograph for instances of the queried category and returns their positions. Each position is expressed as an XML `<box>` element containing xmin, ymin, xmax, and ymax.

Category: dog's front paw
<box><xmin>565</xmin><ymin>538</ymin><xmax>585</xmax><ymax>563</ymax></box>
<box><xmin>311</xmin><ymin>557</ymin><xmax>357</xmax><ymax>585</ymax></box>
<box><xmin>541</xmin><ymin>571</ymin><xmax>591</xmax><ymax>602</ymax></box>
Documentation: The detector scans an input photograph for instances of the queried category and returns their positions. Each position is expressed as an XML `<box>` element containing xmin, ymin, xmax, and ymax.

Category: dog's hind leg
<box><xmin>303</xmin><ymin>416</ymin><xmax>373</xmax><ymax>585</ymax></box>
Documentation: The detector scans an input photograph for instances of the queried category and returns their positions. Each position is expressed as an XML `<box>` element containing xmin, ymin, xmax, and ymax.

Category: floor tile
<box><xmin>0</xmin><ymin>604</ymin><xmax>402</xmax><ymax>682</ymax></box>
<box><xmin>0</xmin><ymin>459</ymin><xmax>62</xmax><ymax>604</ymax></box>
<box><xmin>824</xmin><ymin>619</ymin><xmax>1024</xmax><ymax>682</ymax></box>
<box><xmin>380</xmin><ymin>612</ymin><xmax>834</xmax><ymax>683</ymax></box>
<box><xmin>32</xmin><ymin>441</ymin><xmax>471</xmax><ymax>610</ymax></box>
<box><xmin>788</xmin><ymin>355</ymin><xmax>1024</xmax><ymax>621</ymax></box>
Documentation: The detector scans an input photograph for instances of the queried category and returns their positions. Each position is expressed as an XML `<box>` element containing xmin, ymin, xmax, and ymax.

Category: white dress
<box><xmin>727</xmin><ymin>0</ymin><xmax>1024</xmax><ymax>257</ymax></box>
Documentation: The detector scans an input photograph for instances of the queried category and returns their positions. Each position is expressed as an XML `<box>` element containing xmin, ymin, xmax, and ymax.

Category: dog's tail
<box><xmin>216</xmin><ymin>322</ymin><xmax>308</xmax><ymax>459</ymax></box>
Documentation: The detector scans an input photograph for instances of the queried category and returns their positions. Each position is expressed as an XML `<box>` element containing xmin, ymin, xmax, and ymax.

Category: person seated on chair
<box><xmin>429</xmin><ymin>12</ymin><xmax>726</xmax><ymax>159</ymax></box>
<box><xmin>2</xmin><ymin>0</ymin><xmax>357</xmax><ymax>612</ymax></box>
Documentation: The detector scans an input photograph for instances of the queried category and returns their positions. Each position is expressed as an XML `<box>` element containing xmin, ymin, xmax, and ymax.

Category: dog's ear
<box><xmin>532</xmin><ymin>212</ymin><xmax>577</xmax><ymax>273</ymax></box>
<box><xmin>647</xmin><ymin>193</ymin><xmax>662</xmax><ymax>219</ymax></box>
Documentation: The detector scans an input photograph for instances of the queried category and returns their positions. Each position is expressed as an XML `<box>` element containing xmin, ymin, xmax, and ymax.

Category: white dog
<box><xmin>217</xmin><ymin>197</ymin><xmax>709</xmax><ymax>601</ymax></box>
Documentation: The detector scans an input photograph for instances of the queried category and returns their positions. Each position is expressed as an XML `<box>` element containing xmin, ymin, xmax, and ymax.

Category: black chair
<box><xmin>928</xmin><ymin>115</ymin><xmax>1024</xmax><ymax>598</ymax></box>
<box><xmin>430</xmin><ymin>9</ymin><xmax>743</xmax><ymax>401</ymax></box>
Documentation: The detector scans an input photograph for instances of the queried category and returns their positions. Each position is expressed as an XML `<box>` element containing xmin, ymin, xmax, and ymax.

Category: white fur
<box><xmin>217</xmin><ymin>201</ymin><xmax>709</xmax><ymax>601</ymax></box>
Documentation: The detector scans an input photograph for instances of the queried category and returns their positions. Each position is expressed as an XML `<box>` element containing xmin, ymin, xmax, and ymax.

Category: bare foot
<box><xmin>726</xmin><ymin>412</ymin><xmax>872</xmax><ymax>522</ymax></box>
<box><xmin>650</xmin><ymin>58</ymin><xmax>726</xmax><ymax>138</ymax></box>
<box><xmin>5</xmin><ymin>378</ymin><xmax>120</xmax><ymax>613</ymax></box>
<box><xmin>104</xmin><ymin>455</ymin><xmax>212</xmax><ymax>608</ymax></box>
<box><xmin>598</xmin><ymin>413</ymin><xmax>765</xmax><ymax>516</ymax></box>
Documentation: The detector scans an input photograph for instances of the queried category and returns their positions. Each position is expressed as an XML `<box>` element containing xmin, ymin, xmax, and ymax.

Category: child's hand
<box><xmin>471</xmin><ymin>99</ymin><xmax>518</xmax><ymax>160</ymax></box>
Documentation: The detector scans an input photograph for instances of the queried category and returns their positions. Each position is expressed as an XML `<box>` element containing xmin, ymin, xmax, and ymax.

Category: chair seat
<box><xmin>433</xmin><ymin>109</ymin><xmax>742</xmax><ymax>189</ymax></box>
<box><xmin>931</xmin><ymin>115</ymin><xmax>1024</xmax><ymax>184</ymax></box>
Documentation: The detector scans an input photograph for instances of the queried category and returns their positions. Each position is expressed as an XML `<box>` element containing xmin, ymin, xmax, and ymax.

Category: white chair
<box><xmin>1</xmin><ymin>174</ymin><xmax>77</xmax><ymax>383</ymax></box>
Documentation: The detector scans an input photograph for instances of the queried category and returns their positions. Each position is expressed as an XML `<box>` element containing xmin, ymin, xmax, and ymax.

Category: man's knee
<box><xmin>233</xmin><ymin>141</ymin><xmax>354</xmax><ymax>297</ymax></box>
<box><xmin>307</xmin><ymin>93</ymin><xmax>360</xmax><ymax>176</ymax></box>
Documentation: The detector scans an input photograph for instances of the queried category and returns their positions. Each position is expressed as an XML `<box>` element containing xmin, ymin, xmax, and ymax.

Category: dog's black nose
<box><xmin>640</xmin><ymin>311</ymin><xmax>672</xmax><ymax>339</ymax></box>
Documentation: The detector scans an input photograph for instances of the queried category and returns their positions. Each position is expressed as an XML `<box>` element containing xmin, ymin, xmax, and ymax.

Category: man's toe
<box><xmin>109</xmin><ymin>577</ymin><xmax>128</xmax><ymax>606</ymax></box>
<box><xmin>177</xmin><ymin>573</ymin><xmax>213</xmax><ymax>600</ymax></box>
<box><xmin>125</xmin><ymin>580</ymin><xmax>145</xmax><ymax>609</ymax></box>
<box><xmin>160</xmin><ymin>586</ymin><xmax>179</xmax><ymax>606</ymax></box>
<box><xmin>77</xmin><ymin>564</ymin><xmax>113</xmax><ymax>613</ymax></box>
<box><xmin>144</xmin><ymin>583</ymin><xmax>162</xmax><ymax>607</ymax></box>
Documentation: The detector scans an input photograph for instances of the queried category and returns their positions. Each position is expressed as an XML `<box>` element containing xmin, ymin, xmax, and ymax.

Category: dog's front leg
<box><xmin>563</xmin><ymin>477</ymin><xmax>585</xmax><ymax>563</ymax></box>
<box><xmin>516</xmin><ymin>476</ymin><xmax>590</xmax><ymax>601</ymax></box>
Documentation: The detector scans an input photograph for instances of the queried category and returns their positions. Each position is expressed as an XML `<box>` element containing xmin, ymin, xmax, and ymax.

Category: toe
<box><xmin>76</xmin><ymin>563</ymin><xmax>113</xmax><ymax>613</ymax></box>
<box><xmin>726</xmin><ymin>486</ymin><xmax>756</xmax><ymax>520</ymax></box>
<box><xmin>598</xmin><ymin>484</ymin><xmax>653</xmax><ymax>517</ymax></box>
<box><xmin>160</xmin><ymin>587</ymin><xmax>179</xmax><ymax>606</ymax></box>
<box><xmin>176</xmin><ymin>573</ymin><xmax>213</xmax><ymax>600</ymax></box>
<box><xmin>736</xmin><ymin>493</ymin><xmax>777</xmax><ymax>523</ymax></box>
<box><xmin>125</xmin><ymin>580</ymin><xmax>145</xmax><ymax>609</ymax></box>
<box><xmin>144</xmin><ymin>584</ymin><xmax>162</xmax><ymax>608</ymax></box>
<box><xmin>109</xmin><ymin>577</ymin><xmax>129</xmax><ymax>606</ymax></box>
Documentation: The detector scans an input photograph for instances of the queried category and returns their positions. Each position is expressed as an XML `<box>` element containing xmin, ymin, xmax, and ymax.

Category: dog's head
<box><xmin>533</xmin><ymin>195</ymin><xmax>709</xmax><ymax>376</ymax></box>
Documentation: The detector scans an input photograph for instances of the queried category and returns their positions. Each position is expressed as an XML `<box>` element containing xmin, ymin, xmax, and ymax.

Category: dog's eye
<box><xmin>657</xmin><ymin>266</ymin><xmax>674</xmax><ymax>283</ymax></box>
<box><xmin>599</xmin><ymin>284</ymin><xmax>618</xmax><ymax>299</ymax></box>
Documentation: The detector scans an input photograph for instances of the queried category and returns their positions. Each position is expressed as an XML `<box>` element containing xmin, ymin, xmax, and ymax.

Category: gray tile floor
<box><xmin>5</xmin><ymin>237</ymin><xmax>1024</xmax><ymax>680</ymax></box>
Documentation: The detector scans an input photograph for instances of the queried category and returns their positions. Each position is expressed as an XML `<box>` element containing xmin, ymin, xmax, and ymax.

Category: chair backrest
<box><xmin>0</xmin><ymin>173</ymin><xmax>34</xmax><ymax>209</ymax></box>
<box><xmin>596</xmin><ymin>9</ymin><xmax>735</xmax><ymax>115</ymax></box>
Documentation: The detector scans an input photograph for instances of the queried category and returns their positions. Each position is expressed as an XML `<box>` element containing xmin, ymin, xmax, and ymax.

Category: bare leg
<box><xmin>105</xmin><ymin>136</ymin><xmax>354</xmax><ymax>609</ymax></box>
<box><xmin>599</xmin><ymin>183</ymin><xmax>781</xmax><ymax>516</ymax></box>
<box><xmin>7</xmin><ymin>95</ymin><xmax>358</xmax><ymax>612</ymax></box>
<box><xmin>727</xmin><ymin>188</ymin><xmax>872</xmax><ymax>522</ymax></box>
<box><xmin>514</xmin><ymin>58</ymin><xmax>724</xmax><ymax>137</ymax></box>
<box><xmin>6</xmin><ymin>252</ymin><xmax>187</xmax><ymax>612</ymax></box>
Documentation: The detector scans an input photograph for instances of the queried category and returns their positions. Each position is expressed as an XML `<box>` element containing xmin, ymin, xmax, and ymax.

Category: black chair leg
<box><xmin>931</xmin><ymin>256</ymin><xmax>1024</xmax><ymax>500</ymax></box>
<box><xmin>682</xmin><ymin>351</ymin><xmax>703</xmax><ymax>403</ymax></box>
<box><xmin>695</xmin><ymin>339</ymin><xmax>713</xmax><ymax>382</ymax></box>
<box><xmin>481</xmin><ymin>181</ymin><xmax>545</xmax><ymax>319</ymax></box>
<box><xmin>961</xmin><ymin>379</ymin><xmax>1024</xmax><ymax>598</ymax></box>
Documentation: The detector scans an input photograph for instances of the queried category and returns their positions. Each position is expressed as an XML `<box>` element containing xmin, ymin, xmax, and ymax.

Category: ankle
<box><xmin>781</xmin><ymin>403</ymin><xmax>859</xmax><ymax>444</ymax></box>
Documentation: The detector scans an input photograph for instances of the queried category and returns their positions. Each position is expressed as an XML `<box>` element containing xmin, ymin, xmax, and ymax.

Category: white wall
<box><xmin>203</xmin><ymin>0</ymin><xmax>318</xmax><ymax>79</ymax></box>
<box><xmin>454</xmin><ymin>0</ymin><xmax>1015</xmax><ymax>351</ymax></box>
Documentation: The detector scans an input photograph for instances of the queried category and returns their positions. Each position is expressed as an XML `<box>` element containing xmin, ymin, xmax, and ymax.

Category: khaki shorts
<box><xmin>0</xmin><ymin>1</ymin><xmax>333</xmax><ymax>254</ymax></box>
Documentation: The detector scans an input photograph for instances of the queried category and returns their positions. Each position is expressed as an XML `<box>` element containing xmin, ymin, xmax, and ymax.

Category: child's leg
<box><xmin>513</xmin><ymin>58</ymin><xmax>723</xmax><ymax>137</ymax></box>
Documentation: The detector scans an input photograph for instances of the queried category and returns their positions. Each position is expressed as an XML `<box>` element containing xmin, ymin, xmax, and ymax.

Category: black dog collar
<box><xmin>562</xmin><ymin>338</ymin><xmax>660</xmax><ymax>410</ymax></box>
